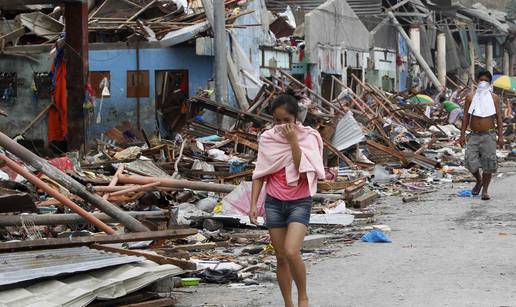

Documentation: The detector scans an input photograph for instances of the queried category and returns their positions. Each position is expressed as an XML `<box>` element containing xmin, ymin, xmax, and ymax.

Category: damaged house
<box><xmin>0</xmin><ymin>0</ymin><xmax>274</xmax><ymax>153</ymax></box>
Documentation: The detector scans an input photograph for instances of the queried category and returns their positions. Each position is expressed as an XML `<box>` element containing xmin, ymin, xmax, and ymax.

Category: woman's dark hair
<box><xmin>476</xmin><ymin>69</ymin><xmax>492</xmax><ymax>82</ymax></box>
<box><xmin>270</xmin><ymin>91</ymin><xmax>299</xmax><ymax>116</ymax></box>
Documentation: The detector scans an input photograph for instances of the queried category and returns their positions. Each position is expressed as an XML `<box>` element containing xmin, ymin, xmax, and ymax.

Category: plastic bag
<box><xmin>48</xmin><ymin>156</ymin><xmax>74</xmax><ymax>172</ymax></box>
<box><xmin>372</xmin><ymin>165</ymin><xmax>397</xmax><ymax>183</ymax></box>
<box><xmin>361</xmin><ymin>229</ymin><xmax>392</xmax><ymax>243</ymax></box>
<box><xmin>457</xmin><ymin>189</ymin><xmax>478</xmax><ymax>198</ymax></box>
<box><xmin>221</xmin><ymin>181</ymin><xmax>265</xmax><ymax>217</ymax></box>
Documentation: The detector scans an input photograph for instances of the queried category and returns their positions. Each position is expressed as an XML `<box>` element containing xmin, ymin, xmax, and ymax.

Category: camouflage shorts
<box><xmin>465</xmin><ymin>131</ymin><xmax>497</xmax><ymax>174</ymax></box>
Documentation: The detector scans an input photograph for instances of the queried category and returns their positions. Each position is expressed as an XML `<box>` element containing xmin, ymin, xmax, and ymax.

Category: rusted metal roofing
<box><xmin>0</xmin><ymin>246</ymin><xmax>143</xmax><ymax>286</ymax></box>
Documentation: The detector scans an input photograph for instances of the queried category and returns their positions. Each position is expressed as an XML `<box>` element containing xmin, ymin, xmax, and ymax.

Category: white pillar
<box><xmin>436</xmin><ymin>32</ymin><xmax>446</xmax><ymax>87</ymax></box>
<box><xmin>409</xmin><ymin>26</ymin><xmax>421</xmax><ymax>75</ymax></box>
<box><xmin>469</xmin><ymin>40</ymin><xmax>475</xmax><ymax>81</ymax></box>
<box><xmin>486</xmin><ymin>42</ymin><xmax>493</xmax><ymax>75</ymax></box>
<box><xmin>503</xmin><ymin>49</ymin><xmax>510</xmax><ymax>75</ymax></box>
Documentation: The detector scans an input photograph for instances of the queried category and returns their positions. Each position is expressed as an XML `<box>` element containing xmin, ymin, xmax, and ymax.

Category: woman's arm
<box><xmin>249</xmin><ymin>177</ymin><xmax>265</xmax><ymax>225</ymax></box>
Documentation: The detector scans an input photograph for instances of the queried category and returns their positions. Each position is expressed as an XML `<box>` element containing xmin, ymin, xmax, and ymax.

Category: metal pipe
<box><xmin>110</xmin><ymin>181</ymin><xmax>161</xmax><ymax>196</ymax></box>
<box><xmin>0</xmin><ymin>131</ymin><xmax>150</xmax><ymax>232</ymax></box>
<box><xmin>93</xmin><ymin>185</ymin><xmax>174</xmax><ymax>193</ymax></box>
<box><xmin>118</xmin><ymin>174</ymin><xmax>344</xmax><ymax>201</ymax></box>
<box><xmin>0</xmin><ymin>211</ymin><xmax>167</xmax><ymax>227</ymax></box>
<box><xmin>387</xmin><ymin>11</ymin><xmax>441</xmax><ymax>88</ymax></box>
<box><xmin>0</xmin><ymin>154</ymin><xmax>115</xmax><ymax>234</ymax></box>
<box><xmin>103</xmin><ymin>164</ymin><xmax>124</xmax><ymax>200</ymax></box>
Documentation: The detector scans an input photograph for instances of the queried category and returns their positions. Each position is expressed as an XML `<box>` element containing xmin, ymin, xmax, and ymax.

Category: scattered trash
<box><xmin>181</xmin><ymin>277</ymin><xmax>201</xmax><ymax>287</ymax></box>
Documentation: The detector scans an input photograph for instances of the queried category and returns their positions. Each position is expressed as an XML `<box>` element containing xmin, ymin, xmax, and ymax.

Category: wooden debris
<box><xmin>91</xmin><ymin>244</ymin><xmax>196</xmax><ymax>270</ymax></box>
<box><xmin>0</xmin><ymin>229</ymin><xmax>198</xmax><ymax>252</ymax></box>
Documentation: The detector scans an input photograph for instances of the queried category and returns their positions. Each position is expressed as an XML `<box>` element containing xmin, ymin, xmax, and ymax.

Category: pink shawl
<box><xmin>252</xmin><ymin>123</ymin><xmax>325</xmax><ymax>196</ymax></box>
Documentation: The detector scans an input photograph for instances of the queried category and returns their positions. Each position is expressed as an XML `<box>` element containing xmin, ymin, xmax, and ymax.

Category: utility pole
<box><xmin>213</xmin><ymin>0</ymin><xmax>227</xmax><ymax>125</ymax></box>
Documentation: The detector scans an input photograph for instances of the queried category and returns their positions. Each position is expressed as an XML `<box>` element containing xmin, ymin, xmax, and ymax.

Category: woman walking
<box><xmin>249</xmin><ymin>93</ymin><xmax>325</xmax><ymax>307</ymax></box>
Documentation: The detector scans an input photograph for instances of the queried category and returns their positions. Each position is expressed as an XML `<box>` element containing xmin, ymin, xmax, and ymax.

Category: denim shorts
<box><xmin>264</xmin><ymin>194</ymin><xmax>312</xmax><ymax>229</ymax></box>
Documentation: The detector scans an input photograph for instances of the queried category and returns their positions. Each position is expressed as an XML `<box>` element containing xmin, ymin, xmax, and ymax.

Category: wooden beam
<box><xmin>18</xmin><ymin>102</ymin><xmax>54</xmax><ymax>137</ymax></box>
<box><xmin>224</xmin><ymin>132</ymin><xmax>258</xmax><ymax>151</ymax></box>
<box><xmin>117</xmin><ymin>0</ymin><xmax>158</xmax><ymax>29</ymax></box>
<box><xmin>0</xmin><ymin>229</ymin><xmax>197</xmax><ymax>253</ymax></box>
<box><xmin>366</xmin><ymin>140</ymin><xmax>407</xmax><ymax>164</ymax></box>
<box><xmin>322</xmin><ymin>139</ymin><xmax>356</xmax><ymax>168</ymax></box>
<box><xmin>0</xmin><ymin>27</ymin><xmax>25</xmax><ymax>46</ymax></box>
<box><xmin>91</xmin><ymin>244</ymin><xmax>196</xmax><ymax>270</ymax></box>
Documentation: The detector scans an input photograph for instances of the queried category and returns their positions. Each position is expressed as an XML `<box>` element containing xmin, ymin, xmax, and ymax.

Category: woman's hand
<box><xmin>282</xmin><ymin>123</ymin><xmax>298</xmax><ymax>144</ymax></box>
<box><xmin>249</xmin><ymin>205</ymin><xmax>258</xmax><ymax>225</ymax></box>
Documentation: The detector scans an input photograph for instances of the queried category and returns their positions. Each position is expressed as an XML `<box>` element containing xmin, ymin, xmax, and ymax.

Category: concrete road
<box><xmin>176</xmin><ymin>171</ymin><xmax>516</xmax><ymax>307</ymax></box>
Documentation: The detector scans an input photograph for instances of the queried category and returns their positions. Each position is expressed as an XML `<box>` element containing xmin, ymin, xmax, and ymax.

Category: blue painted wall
<box><xmin>88</xmin><ymin>46</ymin><xmax>213</xmax><ymax>140</ymax></box>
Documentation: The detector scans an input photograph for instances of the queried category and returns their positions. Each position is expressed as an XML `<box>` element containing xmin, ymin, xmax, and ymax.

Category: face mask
<box><xmin>477</xmin><ymin>81</ymin><xmax>490</xmax><ymax>90</ymax></box>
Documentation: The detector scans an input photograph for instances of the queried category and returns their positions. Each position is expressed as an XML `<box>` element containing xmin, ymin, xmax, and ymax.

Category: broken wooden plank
<box><xmin>0</xmin><ymin>27</ymin><xmax>25</xmax><ymax>46</ymax></box>
<box><xmin>366</xmin><ymin>140</ymin><xmax>407</xmax><ymax>164</ymax></box>
<box><xmin>323</xmin><ymin>139</ymin><xmax>356</xmax><ymax>167</ymax></box>
<box><xmin>224</xmin><ymin>132</ymin><xmax>258</xmax><ymax>151</ymax></box>
<box><xmin>167</xmin><ymin>242</ymin><xmax>217</xmax><ymax>252</ymax></box>
<box><xmin>223</xmin><ymin>169</ymin><xmax>254</xmax><ymax>180</ymax></box>
<box><xmin>351</xmin><ymin>190</ymin><xmax>379</xmax><ymax>209</ymax></box>
<box><xmin>0</xmin><ymin>229</ymin><xmax>197</xmax><ymax>253</ymax></box>
<box><xmin>17</xmin><ymin>102</ymin><xmax>54</xmax><ymax>137</ymax></box>
<box><xmin>91</xmin><ymin>244</ymin><xmax>196</xmax><ymax>270</ymax></box>
<box><xmin>117</xmin><ymin>0</ymin><xmax>158</xmax><ymax>29</ymax></box>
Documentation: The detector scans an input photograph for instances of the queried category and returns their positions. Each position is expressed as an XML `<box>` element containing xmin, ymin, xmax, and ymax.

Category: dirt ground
<box><xmin>175</xmin><ymin>164</ymin><xmax>516</xmax><ymax>307</ymax></box>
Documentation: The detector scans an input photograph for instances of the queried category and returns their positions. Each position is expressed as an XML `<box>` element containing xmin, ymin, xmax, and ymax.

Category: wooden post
<box><xmin>65</xmin><ymin>1</ymin><xmax>88</xmax><ymax>152</ymax></box>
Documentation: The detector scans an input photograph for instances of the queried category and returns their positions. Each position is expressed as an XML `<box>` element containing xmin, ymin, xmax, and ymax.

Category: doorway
<box><xmin>155</xmin><ymin>70</ymin><xmax>189</xmax><ymax>136</ymax></box>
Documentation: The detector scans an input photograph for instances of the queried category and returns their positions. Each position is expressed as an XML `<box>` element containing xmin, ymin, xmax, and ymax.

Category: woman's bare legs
<box><xmin>270</xmin><ymin>223</ymin><xmax>309</xmax><ymax>307</ymax></box>
<box><xmin>270</xmin><ymin>228</ymin><xmax>294</xmax><ymax>307</ymax></box>
<box><xmin>284</xmin><ymin>222</ymin><xmax>309</xmax><ymax>307</ymax></box>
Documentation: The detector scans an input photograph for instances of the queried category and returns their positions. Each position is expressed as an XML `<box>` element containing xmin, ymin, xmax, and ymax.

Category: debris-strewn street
<box><xmin>175</xmin><ymin>166</ymin><xmax>516</xmax><ymax>307</ymax></box>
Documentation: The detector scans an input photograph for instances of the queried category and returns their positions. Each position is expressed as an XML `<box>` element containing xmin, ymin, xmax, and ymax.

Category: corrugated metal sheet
<box><xmin>346</xmin><ymin>0</ymin><xmax>382</xmax><ymax>16</ymax></box>
<box><xmin>457</xmin><ymin>3</ymin><xmax>509</xmax><ymax>34</ymax></box>
<box><xmin>265</xmin><ymin>0</ymin><xmax>325</xmax><ymax>13</ymax></box>
<box><xmin>0</xmin><ymin>260</ymin><xmax>183</xmax><ymax>307</ymax></box>
<box><xmin>0</xmin><ymin>246</ymin><xmax>144</xmax><ymax>286</ymax></box>
<box><xmin>332</xmin><ymin>111</ymin><xmax>365</xmax><ymax>151</ymax></box>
